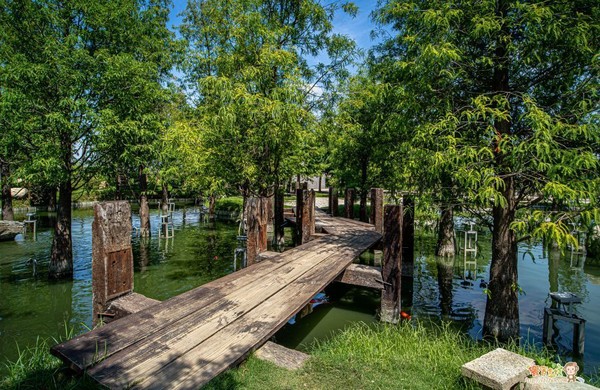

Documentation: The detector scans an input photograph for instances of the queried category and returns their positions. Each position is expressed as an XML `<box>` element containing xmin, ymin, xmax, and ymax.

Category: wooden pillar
<box><xmin>381</xmin><ymin>204</ymin><xmax>402</xmax><ymax>324</ymax></box>
<box><xmin>344</xmin><ymin>188</ymin><xmax>355</xmax><ymax>219</ymax></box>
<box><xmin>370</xmin><ymin>188</ymin><xmax>384</xmax><ymax>234</ymax></box>
<box><xmin>274</xmin><ymin>188</ymin><xmax>285</xmax><ymax>247</ymax></box>
<box><xmin>92</xmin><ymin>201</ymin><xmax>134</xmax><ymax>324</ymax></box>
<box><xmin>402</xmin><ymin>196</ymin><xmax>415</xmax><ymax>278</ymax></box>
<box><xmin>328</xmin><ymin>187</ymin><xmax>339</xmax><ymax>217</ymax></box>
<box><xmin>245</xmin><ymin>197</ymin><xmax>269</xmax><ymax>266</ymax></box>
<box><xmin>295</xmin><ymin>184</ymin><xmax>314</xmax><ymax>245</ymax></box>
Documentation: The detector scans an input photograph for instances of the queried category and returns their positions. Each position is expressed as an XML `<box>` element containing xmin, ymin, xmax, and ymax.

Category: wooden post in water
<box><xmin>274</xmin><ymin>188</ymin><xmax>285</xmax><ymax>247</ymax></box>
<box><xmin>92</xmin><ymin>201</ymin><xmax>134</xmax><ymax>324</ymax></box>
<box><xmin>381</xmin><ymin>204</ymin><xmax>403</xmax><ymax>324</ymax></box>
<box><xmin>402</xmin><ymin>197</ymin><xmax>415</xmax><ymax>278</ymax></box>
<box><xmin>401</xmin><ymin>196</ymin><xmax>415</xmax><ymax>308</ymax></box>
<box><xmin>246</xmin><ymin>197</ymin><xmax>269</xmax><ymax>266</ymax></box>
<box><xmin>344</xmin><ymin>188</ymin><xmax>355</xmax><ymax>219</ymax></box>
<box><xmin>328</xmin><ymin>187</ymin><xmax>338</xmax><ymax>217</ymax></box>
<box><xmin>295</xmin><ymin>184</ymin><xmax>315</xmax><ymax>245</ymax></box>
<box><xmin>370</xmin><ymin>188</ymin><xmax>384</xmax><ymax>234</ymax></box>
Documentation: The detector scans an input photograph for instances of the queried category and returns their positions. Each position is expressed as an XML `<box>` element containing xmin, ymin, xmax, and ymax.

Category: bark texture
<box><xmin>436</xmin><ymin>206</ymin><xmax>455</xmax><ymax>257</ymax></box>
<box><xmin>1</xmin><ymin>161</ymin><xmax>14</xmax><ymax>221</ymax></box>
<box><xmin>49</xmin><ymin>180</ymin><xmax>73</xmax><ymax>279</ymax></box>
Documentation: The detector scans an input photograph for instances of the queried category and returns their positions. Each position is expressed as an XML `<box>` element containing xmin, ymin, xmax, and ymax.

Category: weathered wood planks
<box><xmin>51</xmin><ymin>213</ymin><xmax>381</xmax><ymax>389</ymax></box>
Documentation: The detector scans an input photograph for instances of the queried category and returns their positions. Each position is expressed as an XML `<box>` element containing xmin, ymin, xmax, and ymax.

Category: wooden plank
<box><xmin>51</xmin><ymin>214</ymin><xmax>382</xmax><ymax>389</ymax></box>
<box><xmin>86</xmin><ymin>232</ymin><xmax>379</xmax><ymax>387</ymax></box>
<box><xmin>136</xmin><ymin>231</ymin><xmax>380</xmax><ymax>390</ymax></box>
<box><xmin>51</xmin><ymin>237</ymin><xmax>328</xmax><ymax>371</ymax></box>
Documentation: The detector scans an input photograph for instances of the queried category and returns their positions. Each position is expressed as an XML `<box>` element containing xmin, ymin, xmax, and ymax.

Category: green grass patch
<box><xmin>0</xmin><ymin>336</ymin><xmax>99</xmax><ymax>390</ymax></box>
<box><xmin>3</xmin><ymin>321</ymin><xmax>598</xmax><ymax>389</ymax></box>
<box><xmin>206</xmin><ymin>321</ymin><xmax>599</xmax><ymax>389</ymax></box>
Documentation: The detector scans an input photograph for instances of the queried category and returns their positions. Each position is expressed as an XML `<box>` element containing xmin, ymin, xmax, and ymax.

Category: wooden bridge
<box><xmin>50</xmin><ymin>206</ymin><xmax>399</xmax><ymax>389</ymax></box>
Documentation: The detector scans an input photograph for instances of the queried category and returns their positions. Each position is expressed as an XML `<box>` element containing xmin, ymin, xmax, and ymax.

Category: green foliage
<box><xmin>215</xmin><ymin>197</ymin><xmax>244</xmax><ymax>213</ymax></box>
<box><xmin>177</xmin><ymin>0</ymin><xmax>356</xmax><ymax>197</ymax></box>
<box><xmin>371</xmin><ymin>0</ymin><xmax>600</xmax><ymax>245</ymax></box>
<box><xmin>1</xmin><ymin>332</ymin><xmax>100</xmax><ymax>390</ymax></box>
<box><xmin>1</xmin><ymin>0</ymin><xmax>175</xmax><ymax>189</ymax></box>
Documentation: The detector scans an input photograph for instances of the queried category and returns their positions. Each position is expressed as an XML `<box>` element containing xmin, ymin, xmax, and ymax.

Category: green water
<box><xmin>0</xmin><ymin>207</ymin><xmax>237</xmax><ymax>372</ymax></box>
<box><xmin>1</xmin><ymin>210</ymin><xmax>599</xmax><ymax>378</ymax></box>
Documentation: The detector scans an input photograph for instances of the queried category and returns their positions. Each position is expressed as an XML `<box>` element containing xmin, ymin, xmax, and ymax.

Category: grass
<box><xmin>3</xmin><ymin>321</ymin><xmax>598</xmax><ymax>389</ymax></box>
<box><xmin>0</xmin><ymin>337</ymin><xmax>99</xmax><ymax>390</ymax></box>
<box><xmin>205</xmin><ymin>321</ymin><xmax>599</xmax><ymax>390</ymax></box>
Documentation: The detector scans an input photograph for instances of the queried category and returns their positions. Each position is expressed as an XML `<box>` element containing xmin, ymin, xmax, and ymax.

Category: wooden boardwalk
<box><xmin>51</xmin><ymin>214</ymin><xmax>381</xmax><ymax>389</ymax></box>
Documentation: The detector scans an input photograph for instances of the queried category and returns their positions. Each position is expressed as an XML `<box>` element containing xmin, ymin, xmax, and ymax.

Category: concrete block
<box><xmin>461</xmin><ymin>348</ymin><xmax>535</xmax><ymax>390</ymax></box>
<box><xmin>255</xmin><ymin>341</ymin><xmax>309</xmax><ymax>370</ymax></box>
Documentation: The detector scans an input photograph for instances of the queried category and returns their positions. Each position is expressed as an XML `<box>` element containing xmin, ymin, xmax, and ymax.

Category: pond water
<box><xmin>1</xmin><ymin>209</ymin><xmax>599</xmax><ymax>377</ymax></box>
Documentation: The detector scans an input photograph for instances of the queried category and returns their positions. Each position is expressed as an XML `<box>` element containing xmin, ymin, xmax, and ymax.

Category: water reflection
<box><xmin>0</xmin><ymin>207</ymin><xmax>238</xmax><ymax>372</ymax></box>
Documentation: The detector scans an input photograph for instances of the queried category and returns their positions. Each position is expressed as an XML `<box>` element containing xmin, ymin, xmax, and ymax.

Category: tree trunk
<box><xmin>138</xmin><ymin>166</ymin><xmax>150</xmax><ymax>237</ymax></box>
<box><xmin>483</xmin><ymin>0</ymin><xmax>519</xmax><ymax>342</ymax></box>
<box><xmin>49</xmin><ymin>187</ymin><xmax>57</xmax><ymax>211</ymax></box>
<box><xmin>209</xmin><ymin>194</ymin><xmax>216</xmax><ymax>216</ymax></box>
<box><xmin>49</xmin><ymin>179</ymin><xmax>73</xmax><ymax>279</ymax></box>
<box><xmin>161</xmin><ymin>183</ymin><xmax>169</xmax><ymax>215</ymax></box>
<box><xmin>1</xmin><ymin>161</ymin><xmax>14</xmax><ymax>221</ymax></box>
<box><xmin>115</xmin><ymin>174</ymin><xmax>122</xmax><ymax>200</ymax></box>
<box><xmin>483</xmin><ymin>178</ymin><xmax>519</xmax><ymax>341</ymax></box>
<box><xmin>436</xmin><ymin>206</ymin><xmax>455</xmax><ymax>257</ymax></box>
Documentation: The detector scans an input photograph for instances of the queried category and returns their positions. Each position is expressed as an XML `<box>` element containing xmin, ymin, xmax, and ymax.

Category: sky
<box><xmin>167</xmin><ymin>0</ymin><xmax>384</xmax><ymax>61</ymax></box>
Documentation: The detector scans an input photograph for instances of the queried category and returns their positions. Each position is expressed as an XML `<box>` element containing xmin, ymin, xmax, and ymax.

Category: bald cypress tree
<box><xmin>375</xmin><ymin>0</ymin><xmax>599</xmax><ymax>340</ymax></box>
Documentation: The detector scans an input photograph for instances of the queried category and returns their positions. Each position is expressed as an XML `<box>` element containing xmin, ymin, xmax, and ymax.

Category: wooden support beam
<box><xmin>381</xmin><ymin>204</ymin><xmax>402</xmax><ymax>323</ymax></box>
<box><xmin>246</xmin><ymin>197</ymin><xmax>269</xmax><ymax>266</ymax></box>
<box><xmin>402</xmin><ymin>196</ymin><xmax>415</xmax><ymax>276</ymax></box>
<box><xmin>335</xmin><ymin>264</ymin><xmax>383</xmax><ymax>290</ymax></box>
<box><xmin>92</xmin><ymin>201</ymin><xmax>134</xmax><ymax>325</ymax></box>
<box><xmin>328</xmin><ymin>187</ymin><xmax>338</xmax><ymax>217</ymax></box>
<box><xmin>370</xmin><ymin>188</ymin><xmax>384</xmax><ymax>234</ymax></box>
<box><xmin>344</xmin><ymin>188</ymin><xmax>355</xmax><ymax>219</ymax></box>
<box><xmin>295</xmin><ymin>185</ymin><xmax>315</xmax><ymax>245</ymax></box>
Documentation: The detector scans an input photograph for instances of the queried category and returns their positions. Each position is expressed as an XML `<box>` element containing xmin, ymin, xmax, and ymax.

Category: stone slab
<box><xmin>0</xmin><ymin>220</ymin><xmax>24</xmax><ymax>241</ymax></box>
<box><xmin>461</xmin><ymin>348</ymin><xmax>535</xmax><ymax>390</ymax></box>
<box><xmin>254</xmin><ymin>341</ymin><xmax>309</xmax><ymax>370</ymax></box>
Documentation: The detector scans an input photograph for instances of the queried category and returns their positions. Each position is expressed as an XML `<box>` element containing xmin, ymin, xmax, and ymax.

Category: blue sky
<box><xmin>167</xmin><ymin>0</ymin><xmax>383</xmax><ymax>54</ymax></box>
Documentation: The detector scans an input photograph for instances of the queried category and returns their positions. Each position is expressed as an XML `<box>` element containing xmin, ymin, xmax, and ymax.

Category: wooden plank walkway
<box><xmin>51</xmin><ymin>214</ymin><xmax>381</xmax><ymax>389</ymax></box>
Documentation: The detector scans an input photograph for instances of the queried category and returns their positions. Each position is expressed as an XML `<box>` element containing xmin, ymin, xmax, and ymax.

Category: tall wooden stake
<box><xmin>295</xmin><ymin>184</ymin><xmax>314</xmax><ymax>245</ymax></box>
<box><xmin>344</xmin><ymin>188</ymin><xmax>355</xmax><ymax>219</ymax></box>
<box><xmin>370</xmin><ymin>188</ymin><xmax>384</xmax><ymax>234</ymax></box>
<box><xmin>328</xmin><ymin>187</ymin><xmax>339</xmax><ymax>217</ymax></box>
<box><xmin>401</xmin><ymin>196</ymin><xmax>415</xmax><ymax>308</ymax></box>
<box><xmin>402</xmin><ymin>196</ymin><xmax>415</xmax><ymax>278</ymax></box>
<box><xmin>92</xmin><ymin>201</ymin><xmax>134</xmax><ymax>324</ymax></box>
<box><xmin>381</xmin><ymin>204</ymin><xmax>402</xmax><ymax>323</ymax></box>
<box><xmin>274</xmin><ymin>188</ymin><xmax>285</xmax><ymax>247</ymax></box>
<box><xmin>246</xmin><ymin>197</ymin><xmax>269</xmax><ymax>266</ymax></box>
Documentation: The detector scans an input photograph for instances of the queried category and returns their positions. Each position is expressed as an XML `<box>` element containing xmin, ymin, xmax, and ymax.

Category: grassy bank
<box><xmin>3</xmin><ymin>321</ymin><xmax>598</xmax><ymax>389</ymax></box>
<box><xmin>205</xmin><ymin>321</ymin><xmax>541</xmax><ymax>389</ymax></box>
